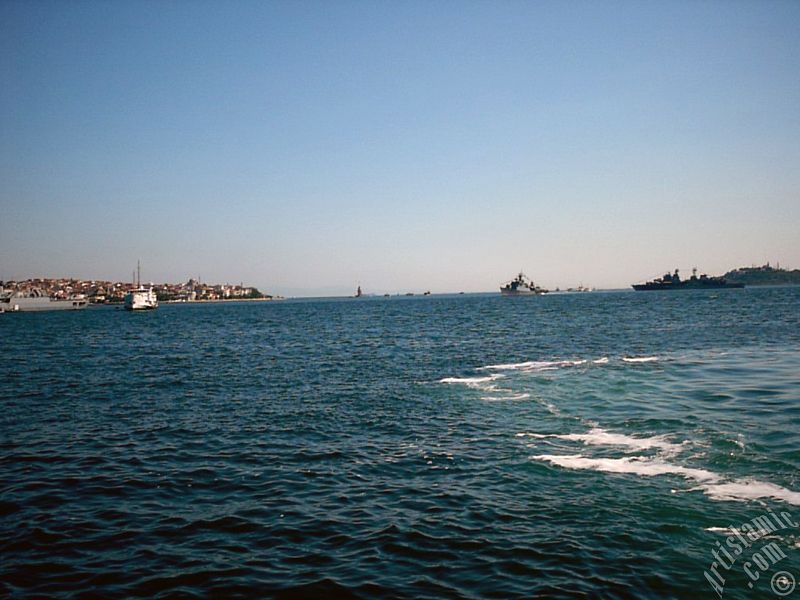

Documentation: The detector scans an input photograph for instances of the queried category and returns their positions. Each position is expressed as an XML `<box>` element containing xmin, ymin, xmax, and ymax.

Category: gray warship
<box><xmin>632</xmin><ymin>268</ymin><xmax>744</xmax><ymax>291</ymax></box>
<box><xmin>0</xmin><ymin>288</ymin><xmax>88</xmax><ymax>312</ymax></box>
<box><xmin>500</xmin><ymin>272</ymin><xmax>547</xmax><ymax>295</ymax></box>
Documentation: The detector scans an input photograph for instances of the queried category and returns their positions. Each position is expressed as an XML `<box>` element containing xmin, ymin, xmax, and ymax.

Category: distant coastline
<box><xmin>0</xmin><ymin>276</ymin><xmax>277</xmax><ymax>304</ymax></box>
<box><xmin>3</xmin><ymin>263</ymin><xmax>797</xmax><ymax>303</ymax></box>
<box><xmin>723</xmin><ymin>263</ymin><xmax>800</xmax><ymax>287</ymax></box>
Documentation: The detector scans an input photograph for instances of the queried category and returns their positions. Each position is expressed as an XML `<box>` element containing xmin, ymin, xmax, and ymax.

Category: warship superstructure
<box><xmin>632</xmin><ymin>268</ymin><xmax>744</xmax><ymax>291</ymax></box>
<box><xmin>500</xmin><ymin>272</ymin><xmax>547</xmax><ymax>295</ymax></box>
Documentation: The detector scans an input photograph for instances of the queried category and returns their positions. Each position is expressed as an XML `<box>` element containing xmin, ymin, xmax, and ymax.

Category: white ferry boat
<box><xmin>124</xmin><ymin>262</ymin><xmax>159</xmax><ymax>310</ymax></box>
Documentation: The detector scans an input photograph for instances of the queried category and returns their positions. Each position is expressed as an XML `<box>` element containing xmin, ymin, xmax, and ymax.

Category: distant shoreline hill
<box><xmin>724</xmin><ymin>263</ymin><xmax>800</xmax><ymax>286</ymax></box>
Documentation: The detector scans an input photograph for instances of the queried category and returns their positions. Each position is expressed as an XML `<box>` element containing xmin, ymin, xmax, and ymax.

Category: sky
<box><xmin>1</xmin><ymin>0</ymin><xmax>799</xmax><ymax>295</ymax></box>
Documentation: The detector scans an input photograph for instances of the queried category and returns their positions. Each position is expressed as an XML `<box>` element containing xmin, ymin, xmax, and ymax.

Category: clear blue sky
<box><xmin>2</xmin><ymin>0</ymin><xmax>798</xmax><ymax>295</ymax></box>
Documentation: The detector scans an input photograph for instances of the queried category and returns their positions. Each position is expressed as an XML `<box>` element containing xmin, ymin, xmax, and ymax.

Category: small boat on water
<box><xmin>632</xmin><ymin>268</ymin><xmax>744</xmax><ymax>291</ymax></box>
<box><xmin>0</xmin><ymin>289</ymin><xmax>88</xmax><ymax>312</ymax></box>
<box><xmin>500</xmin><ymin>272</ymin><xmax>547</xmax><ymax>295</ymax></box>
<box><xmin>566</xmin><ymin>284</ymin><xmax>593</xmax><ymax>293</ymax></box>
<box><xmin>124</xmin><ymin>262</ymin><xmax>158</xmax><ymax>310</ymax></box>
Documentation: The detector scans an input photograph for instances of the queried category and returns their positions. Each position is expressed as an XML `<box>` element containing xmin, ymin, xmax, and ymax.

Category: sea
<box><xmin>2</xmin><ymin>287</ymin><xmax>799</xmax><ymax>599</ymax></box>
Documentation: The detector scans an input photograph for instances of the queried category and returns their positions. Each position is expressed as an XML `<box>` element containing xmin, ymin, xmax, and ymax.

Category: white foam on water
<box><xmin>533</xmin><ymin>454</ymin><xmax>719</xmax><ymax>481</ymax></box>
<box><xmin>519</xmin><ymin>427</ymin><xmax>686</xmax><ymax>455</ymax></box>
<box><xmin>622</xmin><ymin>356</ymin><xmax>660</xmax><ymax>363</ymax></box>
<box><xmin>478</xmin><ymin>359</ymin><xmax>587</xmax><ymax>372</ymax></box>
<box><xmin>701</xmin><ymin>479</ymin><xmax>800</xmax><ymax>506</ymax></box>
<box><xmin>452</xmin><ymin>354</ymin><xmax>659</xmax><ymax>384</ymax></box>
<box><xmin>478</xmin><ymin>360</ymin><xmax>557</xmax><ymax>371</ymax></box>
<box><xmin>532</xmin><ymin>453</ymin><xmax>800</xmax><ymax>506</ymax></box>
<box><xmin>542</xmin><ymin>401</ymin><xmax>564</xmax><ymax>416</ymax></box>
<box><xmin>704</xmin><ymin>527</ymin><xmax>734</xmax><ymax>534</ymax></box>
<box><xmin>439</xmin><ymin>374</ymin><xmax>504</xmax><ymax>386</ymax></box>
<box><xmin>481</xmin><ymin>393</ymin><xmax>531</xmax><ymax>401</ymax></box>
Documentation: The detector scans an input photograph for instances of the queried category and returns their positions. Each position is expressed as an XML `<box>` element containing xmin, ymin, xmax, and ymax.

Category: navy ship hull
<box><xmin>632</xmin><ymin>281</ymin><xmax>744</xmax><ymax>291</ymax></box>
<box><xmin>632</xmin><ymin>269</ymin><xmax>744</xmax><ymax>291</ymax></box>
<box><xmin>500</xmin><ymin>287</ymin><xmax>540</xmax><ymax>296</ymax></box>
<box><xmin>1</xmin><ymin>295</ymin><xmax>88</xmax><ymax>311</ymax></box>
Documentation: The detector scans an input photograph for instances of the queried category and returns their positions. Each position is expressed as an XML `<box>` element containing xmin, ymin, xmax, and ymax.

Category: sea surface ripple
<box><xmin>2</xmin><ymin>288</ymin><xmax>799</xmax><ymax>598</ymax></box>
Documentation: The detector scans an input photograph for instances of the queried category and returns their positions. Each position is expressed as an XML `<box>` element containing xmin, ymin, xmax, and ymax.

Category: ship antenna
<box><xmin>137</xmin><ymin>260</ymin><xmax>141</xmax><ymax>287</ymax></box>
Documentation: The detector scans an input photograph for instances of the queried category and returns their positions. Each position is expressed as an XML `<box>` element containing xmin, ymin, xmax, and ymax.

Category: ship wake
<box><xmin>523</xmin><ymin>426</ymin><xmax>800</xmax><ymax>506</ymax></box>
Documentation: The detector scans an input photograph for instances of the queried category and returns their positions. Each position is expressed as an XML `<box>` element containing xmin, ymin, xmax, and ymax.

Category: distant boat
<box><xmin>0</xmin><ymin>289</ymin><xmax>88</xmax><ymax>312</ymax></box>
<box><xmin>124</xmin><ymin>262</ymin><xmax>159</xmax><ymax>310</ymax></box>
<box><xmin>632</xmin><ymin>268</ymin><xmax>744</xmax><ymax>291</ymax></box>
<box><xmin>566</xmin><ymin>283</ymin><xmax>592</xmax><ymax>293</ymax></box>
<box><xmin>500</xmin><ymin>272</ymin><xmax>547</xmax><ymax>295</ymax></box>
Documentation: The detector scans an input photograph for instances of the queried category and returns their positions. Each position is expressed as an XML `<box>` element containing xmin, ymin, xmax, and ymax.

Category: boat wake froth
<box><xmin>621</xmin><ymin>356</ymin><xmax>659</xmax><ymax>363</ymax></box>
<box><xmin>439</xmin><ymin>375</ymin><xmax>504</xmax><ymax>385</ymax></box>
<box><xmin>531</xmin><ymin>451</ymin><xmax>800</xmax><ymax>505</ymax></box>
<box><xmin>519</xmin><ymin>427</ymin><xmax>686</xmax><ymax>455</ymax></box>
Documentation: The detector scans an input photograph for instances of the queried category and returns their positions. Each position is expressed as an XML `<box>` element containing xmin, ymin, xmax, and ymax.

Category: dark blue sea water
<box><xmin>2</xmin><ymin>288</ymin><xmax>799</xmax><ymax>599</ymax></box>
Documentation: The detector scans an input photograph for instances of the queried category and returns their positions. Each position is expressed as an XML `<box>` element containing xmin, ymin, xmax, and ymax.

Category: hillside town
<box><xmin>0</xmin><ymin>277</ymin><xmax>273</xmax><ymax>303</ymax></box>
